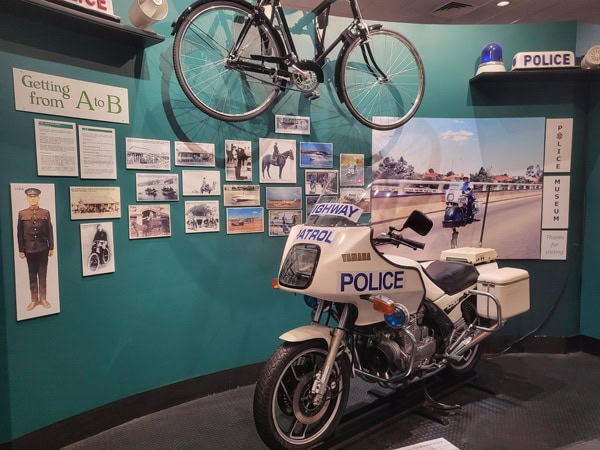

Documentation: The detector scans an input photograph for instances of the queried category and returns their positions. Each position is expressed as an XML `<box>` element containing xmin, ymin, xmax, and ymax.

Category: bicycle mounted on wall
<box><xmin>171</xmin><ymin>0</ymin><xmax>425</xmax><ymax>130</ymax></box>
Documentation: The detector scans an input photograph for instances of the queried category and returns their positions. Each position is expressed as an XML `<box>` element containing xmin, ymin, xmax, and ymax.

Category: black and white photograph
<box><xmin>340</xmin><ymin>187</ymin><xmax>371</xmax><ymax>213</ymax></box>
<box><xmin>70</xmin><ymin>186</ymin><xmax>121</xmax><ymax>220</ymax></box>
<box><xmin>136</xmin><ymin>173</ymin><xmax>179</xmax><ymax>202</ymax></box>
<box><xmin>125</xmin><ymin>137</ymin><xmax>171</xmax><ymax>170</ymax></box>
<box><xmin>268</xmin><ymin>210</ymin><xmax>302</xmax><ymax>237</ymax></box>
<box><xmin>340</xmin><ymin>153</ymin><xmax>365</xmax><ymax>186</ymax></box>
<box><xmin>129</xmin><ymin>204</ymin><xmax>171</xmax><ymax>239</ymax></box>
<box><xmin>226</xmin><ymin>207</ymin><xmax>264</xmax><ymax>234</ymax></box>
<box><xmin>223</xmin><ymin>185</ymin><xmax>260</xmax><ymax>207</ymax></box>
<box><xmin>304</xmin><ymin>169</ymin><xmax>338</xmax><ymax>195</ymax></box>
<box><xmin>182</xmin><ymin>170</ymin><xmax>221</xmax><ymax>196</ymax></box>
<box><xmin>275</xmin><ymin>114</ymin><xmax>310</xmax><ymax>135</ymax></box>
<box><xmin>266</xmin><ymin>187</ymin><xmax>302</xmax><ymax>210</ymax></box>
<box><xmin>185</xmin><ymin>200</ymin><xmax>220</xmax><ymax>233</ymax></box>
<box><xmin>175</xmin><ymin>141</ymin><xmax>215</xmax><ymax>167</ymax></box>
<box><xmin>80</xmin><ymin>222</ymin><xmax>115</xmax><ymax>277</ymax></box>
<box><xmin>10</xmin><ymin>183</ymin><xmax>60</xmax><ymax>321</ymax></box>
<box><xmin>259</xmin><ymin>138</ymin><xmax>296</xmax><ymax>183</ymax></box>
<box><xmin>225</xmin><ymin>140</ymin><xmax>252</xmax><ymax>182</ymax></box>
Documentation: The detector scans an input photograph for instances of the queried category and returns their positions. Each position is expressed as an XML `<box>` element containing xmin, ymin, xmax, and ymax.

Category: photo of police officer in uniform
<box><xmin>11</xmin><ymin>183</ymin><xmax>60</xmax><ymax>321</ymax></box>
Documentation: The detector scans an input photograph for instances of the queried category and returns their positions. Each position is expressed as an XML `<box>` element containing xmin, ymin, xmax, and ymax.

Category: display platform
<box><xmin>59</xmin><ymin>351</ymin><xmax>600</xmax><ymax>450</ymax></box>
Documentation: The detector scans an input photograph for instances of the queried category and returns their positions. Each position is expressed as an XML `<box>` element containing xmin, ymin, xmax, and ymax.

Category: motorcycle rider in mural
<box><xmin>461</xmin><ymin>176</ymin><xmax>475</xmax><ymax>222</ymax></box>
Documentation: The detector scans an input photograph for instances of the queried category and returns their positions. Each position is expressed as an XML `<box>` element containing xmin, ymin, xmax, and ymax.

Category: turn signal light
<box><xmin>371</xmin><ymin>295</ymin><xmax>395</xmax><ymax>315</ymax></box>
<box><xmin>272</xmin><ymin>278</ymin><xmax>280</xmax><ymax>289</ymax></box>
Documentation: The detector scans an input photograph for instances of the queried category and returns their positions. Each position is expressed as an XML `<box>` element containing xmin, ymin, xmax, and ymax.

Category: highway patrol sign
<box><xmin>511</xmin><ymin>51</ymin><xmax>576</xmax><ymax>71</ymax></box>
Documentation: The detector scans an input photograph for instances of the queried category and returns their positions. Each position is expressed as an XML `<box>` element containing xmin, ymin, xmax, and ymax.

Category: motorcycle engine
<box><xmin>360</xmin><ymin>319</ymin><xmax>436</xmax><ymax>379</ymax></box>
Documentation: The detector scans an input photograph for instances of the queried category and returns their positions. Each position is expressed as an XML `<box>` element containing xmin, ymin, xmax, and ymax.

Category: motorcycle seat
<box><xmin>422</xmin><ymin>260</ymin><xmax>479</xmax><ymax>296</ymax></box>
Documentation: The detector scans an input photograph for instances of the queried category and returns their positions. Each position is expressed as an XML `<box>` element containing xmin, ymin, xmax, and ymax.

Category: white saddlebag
<box><xmin>477</xmin><ymin>267</ymin><xmax>530</xmax><ymax>319</ymax></box>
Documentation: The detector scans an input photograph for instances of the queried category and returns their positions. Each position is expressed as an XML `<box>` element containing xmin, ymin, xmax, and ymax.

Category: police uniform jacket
<box><xmin>17</xmin><ymin>207</ymin><xmax>54</xmax><ymax>254</ymax></box>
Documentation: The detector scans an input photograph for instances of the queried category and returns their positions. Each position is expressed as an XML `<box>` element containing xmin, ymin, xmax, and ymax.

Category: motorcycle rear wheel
<box><xmin>253</xmin><ymin>339</ymin><xmax>351</xmax><ymax>450</ymax></box>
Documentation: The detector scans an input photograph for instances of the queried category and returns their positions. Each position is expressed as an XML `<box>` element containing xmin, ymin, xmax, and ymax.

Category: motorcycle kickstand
<box><xmin>414</xmin><ymin>382</ymin><xmax>460</xmax><ymax>426</ymax></box>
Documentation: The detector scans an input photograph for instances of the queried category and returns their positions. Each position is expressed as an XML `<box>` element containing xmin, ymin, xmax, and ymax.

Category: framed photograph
<box><xmin>10</xmin><ymin>183</ymin><xmax>61</xmax><ymax>321</ymax></box>
<box><xmin>129</xmin><ymin>204</ymin><xmax>171</xmax><ymax>239</ymax></box>
<box><xmin>340</xmin><ymin>187</ymin><xmax>371</xmax><ymax>213</ymax></box>
<box><xmin>259</xmin><ymin>138</ymin><xmax>296</xmax><ymax>183</ymax></box>
<box><xmin>175</xmin><ymin>141</ymin><xmax>215</xmax><ymax>167</ymax></box>
<box><xmin>340</xmin><ymin>153</ymin><xmax>365</xmax><ymax>186</ymax></box>
<box><xmin>306</xmin><ymin>195</ymin><xmax>318</xmax><ymax>220</ymax></box>
<box><xmin>225</xmin><ymin>140</ymin><xmax>252</xmax><ymax>182</ymax></box>
<box><xmin>136</xmin><ymin>173</ymin><xmax>179</xmax><ymax>201</ymax></box>
<box><xmin>304</xmin><ymin>170</ymin><xmax>338</xmax><ymax>195</ymax></box>
<box><xmin>268</xmin><ymin>210</ymin><xmax>302</xmax><ymax>237</ymax></box>
<box><xmin>125</xmin><ymin>137</ymin><xmax>171</xmax><ymax>170</ymax></box>
<box><xmin>80</xmin><ymin>222</ymin><xmax>115</xmax><ymax>276</ymax></box>
<box><xmin>223</xmin><ymin>185</ymin><xmax>260</xmax><ymax>207</ymax></box>
<box><xmin>226</xmin><ymin>207</ymin><xmax>264</xmax><ymax>234</ymax></box>
<box><xmin>185</xmin><ymin>200</ymin><xmax>220</xmax><ymax>233</ymax></box>
<box><xmin>275</xmin><ymin>114</ymin><xmax>310</xmax><ymax>135</ymax></box>
<box><xmin>299</xmin><ymin>142</ymin><xmax>333</xmax><ymax>168</ymax></box>
<box><xmin>266</xmin><ymin>187</ymin><xmax>302</xmax><ymax>209</ymax></box>
<box><xmin>182</xmin><ymin>170</ymin><xmax>221</xmax><ymax>196</ymax></box>
<box><xmin>70</xmin><ymin>186</ymin><xmax>121</xmax><ymax>220</ymax></box>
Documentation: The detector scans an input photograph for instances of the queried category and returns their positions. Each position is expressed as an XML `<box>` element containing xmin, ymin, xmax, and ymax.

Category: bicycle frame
<box><xmin>251</xmin><ymin>0</ymin><xmax>369</xmax><ymax>68</ymax></box>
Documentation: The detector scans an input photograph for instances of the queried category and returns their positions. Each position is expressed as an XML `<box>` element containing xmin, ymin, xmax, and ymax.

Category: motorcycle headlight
<box><xmin>279</xmin><ymin>244</ymin><xmax>320</xmax><ymax>289</ymax></box>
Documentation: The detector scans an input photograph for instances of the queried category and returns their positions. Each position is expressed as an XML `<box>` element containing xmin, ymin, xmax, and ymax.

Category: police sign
<box><xmin>511</xmin><ymin>51</ymin><xmax>575</xmax><ymax>71</ymax></box>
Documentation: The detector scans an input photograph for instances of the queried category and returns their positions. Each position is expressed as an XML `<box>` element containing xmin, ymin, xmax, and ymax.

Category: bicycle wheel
<box><xmin>173</xmin><ymin>1</ymin><xmax>286</xmax><ymax>122</ymax></box>
<box><xmin>337</xmin><ymin>28</ymin><xmax>425</xmax><ymax>130</ymax></box>
<box><xmin>88</xmin><ymin>253</ymin><xmax>99</xmax><ymax>272</ymax></box>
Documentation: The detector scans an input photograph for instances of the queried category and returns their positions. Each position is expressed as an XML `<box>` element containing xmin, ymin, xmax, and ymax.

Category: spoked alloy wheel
<box><xmin>338</xmin><ymin>28</ymin><xmax>425</xmax><ymax>130</ymax></box>
<box><xmin>253</xmin><ymin>340</ymin><xmax>351</xmax><ymax>450</ymax></box>
<box><xmin>173</xmin><ymin>1</ymin><xmax>285</xmax><ymax>121</ymax></box>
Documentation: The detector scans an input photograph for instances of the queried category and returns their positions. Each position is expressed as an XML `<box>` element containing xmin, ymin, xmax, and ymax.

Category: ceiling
<box><xmin>286</xmin><ymin>0</ymin><xmax>600</xmax><ymax>25</ymax></box>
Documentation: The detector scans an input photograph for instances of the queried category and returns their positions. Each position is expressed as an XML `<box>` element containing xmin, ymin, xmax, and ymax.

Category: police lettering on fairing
<box><xmin>339</xmin><ymin>270</ymin><xmax>405</xmax><ymax>293</ymax></box>
<box><xmin>310</xmin><ymin>203</ymin><xmax>362</xmax><ymax>222</ymax></box>
<box><xmin>295</xmin><ymin>228</ymin><xmax>334</xmax><ymax>243</ymax></box>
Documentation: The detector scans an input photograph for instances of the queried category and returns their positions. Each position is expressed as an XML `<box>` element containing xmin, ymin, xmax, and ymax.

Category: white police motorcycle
<box><xmin>253</xmin><ymin>177</ymin><xmax>530</xmax><ymax>449</ymax></box>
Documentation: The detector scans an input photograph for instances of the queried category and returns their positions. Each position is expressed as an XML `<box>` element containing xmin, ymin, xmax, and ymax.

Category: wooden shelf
<box><xmin>6</xmin><ymin>0</ymin><xmax>165</xmax><ymax>49</ymax></box>
<box><xmin>470</xmin><ymin>68</ymin><xmax>599</xmax><ymax>85</ymax></box>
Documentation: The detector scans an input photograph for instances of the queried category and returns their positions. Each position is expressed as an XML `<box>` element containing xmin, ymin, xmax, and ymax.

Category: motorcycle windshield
<box><xmin>306</xmin><ymin>172</ymin><xmax>368</xmax><ymax>227</ymax></box>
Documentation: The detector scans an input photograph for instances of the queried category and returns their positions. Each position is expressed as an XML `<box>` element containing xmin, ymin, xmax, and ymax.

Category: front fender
<box><xmin>171</xmin><ymin>0</ymin><xmax>254</xmax><ymax>35</ymax></box>
<box><xmin>279</xmin><ymin>324</ymin><xmax>333</xmax><ymax>345</ymax></box>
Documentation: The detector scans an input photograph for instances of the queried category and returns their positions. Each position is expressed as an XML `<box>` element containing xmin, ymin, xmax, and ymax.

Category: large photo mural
<box><xmin>371</xmin><ymin>117</ymin><xmax>546</xmax><ymax>260</ymax></box>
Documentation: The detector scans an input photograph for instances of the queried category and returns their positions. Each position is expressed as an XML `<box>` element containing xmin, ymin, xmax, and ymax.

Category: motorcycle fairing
<box><xmin>279</xmin><ymin>224</ymin><xmax>427</xmax><ymax>325</ymax></box>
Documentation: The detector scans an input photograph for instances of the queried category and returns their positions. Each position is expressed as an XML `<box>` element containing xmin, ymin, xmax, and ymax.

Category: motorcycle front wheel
<box><xmin>253</xmin><ymin>339</ymin><xmax>351</xmax><ymax>450</ymax></box>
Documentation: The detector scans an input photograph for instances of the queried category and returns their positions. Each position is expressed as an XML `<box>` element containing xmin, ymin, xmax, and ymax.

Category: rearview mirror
<box><xmin>401</xmin><ymin>210</ymin><xmax>433</xmax><ymax>236</ymax></box>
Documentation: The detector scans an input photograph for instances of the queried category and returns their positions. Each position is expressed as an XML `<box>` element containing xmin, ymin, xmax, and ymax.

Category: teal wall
<box><xmin>580</xmin><ymin>75</ymin><xmax>600</xmax><ymax>338</ymax></box>
<box><xmin>0</xmin><ymin>1</ymin><xmax>592</xmax><ymax>442</ymax></box>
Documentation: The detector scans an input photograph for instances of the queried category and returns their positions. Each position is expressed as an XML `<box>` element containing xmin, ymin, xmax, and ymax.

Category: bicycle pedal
<box><xmin>304</xmin><ymin>91</ymin><xmax>320</xmax><ymax>101</ymax></box>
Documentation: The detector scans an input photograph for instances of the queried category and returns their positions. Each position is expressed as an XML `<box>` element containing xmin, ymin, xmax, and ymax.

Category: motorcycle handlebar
<box><xmin>400</xmin><ymin>237</ymin><xmax>425</xmax><ymax>250</ymax></box>
<box><xmin>373</xmin><ymin>232</ymin><xmax>425</xmax><ymax>250</ymax></box>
